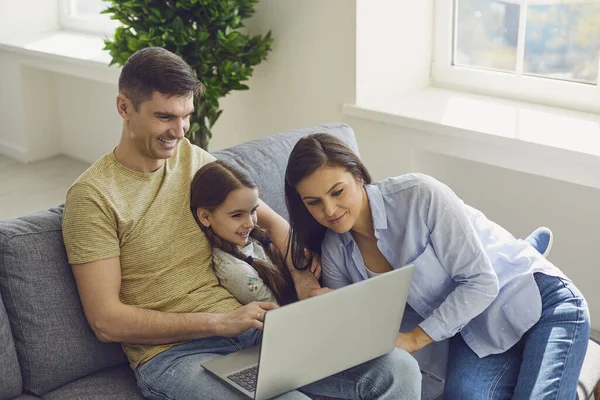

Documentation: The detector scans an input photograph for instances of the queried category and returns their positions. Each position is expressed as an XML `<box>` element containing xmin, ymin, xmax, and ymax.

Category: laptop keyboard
<box><xmin>228</xmin><ymin>366</ymin><xmax>258</xmax><ymax>392</ymax></box>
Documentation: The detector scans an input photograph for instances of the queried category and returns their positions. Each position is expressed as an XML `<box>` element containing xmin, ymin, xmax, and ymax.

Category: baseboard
<box><xmin>591</xmin><ymin>329</ymin><xmax>600</xmax><ymax>343</ymax></box>
<box><xmin>0</xmin><ymin>139</ymin><xmax>28</xmax><ymax>163</ymax></box>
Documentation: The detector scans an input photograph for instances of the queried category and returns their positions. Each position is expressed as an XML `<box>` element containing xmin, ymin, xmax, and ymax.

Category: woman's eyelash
<box><xmin>332</xmin><ymin>189</ymin><xmax>343</xmax><ymax>196</ymax></box>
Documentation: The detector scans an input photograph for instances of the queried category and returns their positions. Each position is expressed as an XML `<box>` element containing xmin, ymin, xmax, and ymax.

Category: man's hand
<box><xmin>216</xmin><ymin>302</ymin><xmax>278</xmax><ymax>337</ymax></box>
<box><xmin>395</xmin><ymin>327</ymin><xmax>434</xmax><ymax>354</ymax></box>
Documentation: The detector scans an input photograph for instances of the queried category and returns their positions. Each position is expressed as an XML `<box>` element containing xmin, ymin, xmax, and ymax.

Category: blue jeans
<box><xmin>445</xmin><ymin>273</ymin><xmax>590</xmax><ymax>399</ymax></box>
<box><xmin>135</xmin><ymin>328</ymin><xmax>422</xmax><ymax>399</ymax></box>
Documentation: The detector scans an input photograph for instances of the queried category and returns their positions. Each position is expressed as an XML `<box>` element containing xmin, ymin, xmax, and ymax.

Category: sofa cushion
<box><xmin>41</xmin><ymin>365</ymin><xmax>144</xmax><ymax>400</ymax></box>
<box><xmin>0</xmin><ymin>206</ymin><xmax>128</xmax><ymax>396</ymax></box>
<box><xmin>577</xmin><ymin>339</ymin><xmax>600</xmax><ymax>400</ymax></box>
<box><xmin>0</xmin><ymin>290</ymin><xmax>22</xmax><ymax>400</ymax></box>
<box><xmin>211</xmin><ymin>123</ymin><xmax>359</xmax><ymax>222</ymax></box>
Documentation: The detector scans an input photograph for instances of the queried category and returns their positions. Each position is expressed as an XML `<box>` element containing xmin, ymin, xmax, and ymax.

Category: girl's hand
<box><xmin>308</xmin><ymin>287</ymin><xmax>333</xmax><ymax>297</ymax></box>
<box><xmin>305</xmin><ymin>249</ymin><xmax>322</xmax><ymax>279</ymax></box>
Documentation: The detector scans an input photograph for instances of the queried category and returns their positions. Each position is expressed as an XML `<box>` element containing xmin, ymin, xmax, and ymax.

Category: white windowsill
<box><xmin>0</xmin><ymin>30</ymin><xmax>120</xmax><ymax>84</ymax></box>
<box><xmin>344</xmin><ymin>88</ymin><xmax>600</xmax><ymax>190</ymax></box>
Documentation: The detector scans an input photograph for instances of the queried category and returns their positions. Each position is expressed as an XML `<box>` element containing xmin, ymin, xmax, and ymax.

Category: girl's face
<box><xmin>295</xmin><ymin>165</ymin><xmax>365</xmax><ymax>234</ymax></box>
<box><xmin>198</xmin><ymin>187</ymin><xmax>259</xmax><ymax>248</ymax></box>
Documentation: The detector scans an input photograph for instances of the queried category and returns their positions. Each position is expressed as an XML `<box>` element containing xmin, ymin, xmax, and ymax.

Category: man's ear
<box><xmin>196</xmin><ymin>208</ymin><xmax>211</xmax><ymax>228</ymax></box>
<box><xmin>116</xmin><ymin>94</ymin><xmax>131</xmax><ymax>120</ymax></box>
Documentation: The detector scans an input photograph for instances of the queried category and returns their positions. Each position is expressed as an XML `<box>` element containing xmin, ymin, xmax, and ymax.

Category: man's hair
<box><xmin>118</xmin><ymin>47</ymin><xmax>204</xmax><ymax>110</ymax></box>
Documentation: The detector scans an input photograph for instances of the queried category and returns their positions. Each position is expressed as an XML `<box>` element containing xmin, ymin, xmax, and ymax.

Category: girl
<box><xmin>284</xmin><ymin>133</ymin><xmax>590</xmax><ymax>399</ymax></box>
<box><xmin>190</xmin><ymin>159</ymin><xmax>297</xmax><ymax>306</ymax></box>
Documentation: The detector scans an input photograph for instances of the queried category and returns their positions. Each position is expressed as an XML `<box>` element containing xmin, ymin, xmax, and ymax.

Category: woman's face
<box><xmin>200</xmin><ymin>187</ymin><xmax>259</xmax><ymax>248</ymax></box>
<box><xmin>295</xmin><ymin>165</ymin><xmax>365</xmax><ymax>234</ymax></box>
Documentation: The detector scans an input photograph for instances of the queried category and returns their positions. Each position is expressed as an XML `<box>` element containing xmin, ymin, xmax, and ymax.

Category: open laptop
<box><xmin>202</xmin><ymin>264</ymin><xmax>415</xmax><ymax>400</ymax></box>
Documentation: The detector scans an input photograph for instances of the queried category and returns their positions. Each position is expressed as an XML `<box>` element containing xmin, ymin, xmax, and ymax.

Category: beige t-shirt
<box><xmin>62</xmin><ymin>139</ymin><xmax>241</xmax><ymax>369</ymax></box>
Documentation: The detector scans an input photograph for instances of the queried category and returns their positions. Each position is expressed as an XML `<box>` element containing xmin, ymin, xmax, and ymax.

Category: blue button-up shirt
<box><xmin>321</xmin><ymin>173</ymin><xmax>565</xmax><ymax>358</ymax></box>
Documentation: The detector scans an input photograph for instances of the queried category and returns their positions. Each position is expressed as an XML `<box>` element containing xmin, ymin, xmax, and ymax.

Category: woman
<box><xmin>284</xmin><ymin>133</ymin><xmax>590</xmax><ymax>399</ymax></box>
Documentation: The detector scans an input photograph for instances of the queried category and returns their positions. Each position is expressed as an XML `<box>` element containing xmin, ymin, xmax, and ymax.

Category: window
<box><xmin>58</xmin><ymin>0</ymin><xmax>120</xmax><ymax>36</ymax></box>
<box><xmin>433</xmin><ymin>0</ymin><xmax>600</xmax><ymax>112</ymax></box>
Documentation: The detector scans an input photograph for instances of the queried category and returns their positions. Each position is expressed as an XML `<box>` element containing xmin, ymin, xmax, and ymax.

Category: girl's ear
<box><xmin>196</xmin><ymin>208</ymin><xmax>211</xmax><ymax>228</ymax></box>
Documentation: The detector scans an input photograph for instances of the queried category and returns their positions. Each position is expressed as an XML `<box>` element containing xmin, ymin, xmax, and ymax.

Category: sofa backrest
<box><xmin>0</xmin><ymin>123</ymin><xmax>358</xmax><ymax>396</ymax></box>
<box><xmin>0</xmin><ymin>290</ymin><xmax>22</xmax><ymax>400</ymax></box>
<box><xmin>0</xmin><ymin>207</ymin><xmax>128</xmax><ymax>396</ymax></box>
<box><xmin>212</xmin><ymin>123</ymin><xmax>359</xmax><ymax>221</ymax></box>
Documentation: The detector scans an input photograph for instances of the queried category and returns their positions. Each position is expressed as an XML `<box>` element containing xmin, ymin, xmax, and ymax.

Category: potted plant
<box><xmin>103</xmin><ymin>0</ymin><xmax>273</xmax><ymax>149</ymax></box>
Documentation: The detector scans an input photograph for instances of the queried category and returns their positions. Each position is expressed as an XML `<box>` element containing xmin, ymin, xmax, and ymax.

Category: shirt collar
<box><xmin>340</xmin><ymin>183</ymin><xmax>388</xmax><ymax>246</ymax></box>
<box><xmin>366</xmin><ymin>184</ymin><xmax>388</xmax><ymax>231</ymax></box>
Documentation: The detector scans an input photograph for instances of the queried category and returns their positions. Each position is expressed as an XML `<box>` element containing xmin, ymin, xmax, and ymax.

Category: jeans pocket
<box><xmin>557</xmin><ymin>277</ymin><xmax>581</xmax><ymax>300</ymax></box>
<box><xmin>134</xmin><ymin>366</ymin><xmax>172</xmax><ymax>400</ymax></box>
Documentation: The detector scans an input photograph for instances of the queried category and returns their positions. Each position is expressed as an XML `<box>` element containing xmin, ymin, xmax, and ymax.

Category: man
<box><xmin>62</xmin><ymin>47</ymin><xmax>421</xmax><ymax>399</ymax></box>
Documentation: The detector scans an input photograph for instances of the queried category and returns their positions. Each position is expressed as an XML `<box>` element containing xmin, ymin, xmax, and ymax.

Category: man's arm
<box><xmin>72</xmin><ymin>256</ymin><xmax>276</xmax><ymax>344</ymax></box>
<box><xmin>257</xmin><ymin>199</ymin><xmax>326</xmax><ymax>300</ymax></box>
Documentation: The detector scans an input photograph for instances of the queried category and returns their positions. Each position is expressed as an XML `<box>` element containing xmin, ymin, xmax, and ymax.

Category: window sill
<box><xmin>344</xmin><ymin>88</ymin><xmax>600</xmax><ymax>190</ymax></box>
<box><xmin>0</xmin><ymin>30</ymin><xmax>119</xmax><ymax>84</ymax></box>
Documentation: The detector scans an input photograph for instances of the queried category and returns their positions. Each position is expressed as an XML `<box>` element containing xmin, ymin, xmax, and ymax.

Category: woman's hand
<box><xmin>395</xmin><ymin>327</ymin><xmax>434</xmax><ymax>354</ymax></box>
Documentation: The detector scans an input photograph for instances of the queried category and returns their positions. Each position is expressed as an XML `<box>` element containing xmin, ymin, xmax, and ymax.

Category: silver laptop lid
<box><xmin>254</xmin><ymin>265</ymin><xmax>415</xmax><ymax>400</ymax></box>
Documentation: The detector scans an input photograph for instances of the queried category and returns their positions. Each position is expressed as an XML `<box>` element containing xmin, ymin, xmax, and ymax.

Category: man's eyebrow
<box><xmin>302</xmin><ymin>182</ymin><xmax>343</xmax><ymax>200</ymax></box>
<box><xmin>153</xmin><ymin>109</ymin><xmax>195</xmax><ymax>118</ymax></box>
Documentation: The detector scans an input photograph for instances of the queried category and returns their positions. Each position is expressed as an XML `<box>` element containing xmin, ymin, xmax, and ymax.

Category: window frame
<box><xmin>58</xmin><ymin>0</ymin><xmax>119</xmax><ymax>37</ymax></box>
<box><xmin>432</xmin><ymin>0</ymin><xmax>600</xmax><ymax>113</ymax></box>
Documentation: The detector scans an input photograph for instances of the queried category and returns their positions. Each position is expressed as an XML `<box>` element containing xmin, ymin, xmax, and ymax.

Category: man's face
<box><xmin>125</xmin><ymin>91</ymin><xmax>194</xmax><ymax>162</ymax></box>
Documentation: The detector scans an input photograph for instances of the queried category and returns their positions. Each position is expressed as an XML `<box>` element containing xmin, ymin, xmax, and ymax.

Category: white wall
<box><xmin>0</xmin><ymin>56</ymin><xmax>28</xmax><ymax>161</ymax></box>
<box><xmin>54</xmin><ymin>74</ymin><xmax>121</xmax><ymax>163</ymax></box>
<box><xmin>0</xmin><ymin>0</ymin><xmax>62</xmax><ymax>162</ymax></box>
<box><xmin>356</xmin><ymin>0</ymin><xmax>433</xmax><ymax>106</ymax></box>
<box><xmin>0</xmin><ymin>1</ymin><xmax>58</xmax><ymax>39</ymax></box>
<box><xmin>210</xmin><ymin>0</ymin><xmax>357</xmax><ymax>151</ymax></box>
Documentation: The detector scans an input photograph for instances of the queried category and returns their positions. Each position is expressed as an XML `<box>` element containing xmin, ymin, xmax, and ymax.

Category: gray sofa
<box><xmin>0</xmin><ymin>123</ymin><xmax>598</xmax><ymax>400</ymax></box>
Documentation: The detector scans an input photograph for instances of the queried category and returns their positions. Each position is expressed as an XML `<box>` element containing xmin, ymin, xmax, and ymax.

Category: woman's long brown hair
<box><xmin>190</xmin><ymin>160</ymin><xmax>297</xmax><ymax>305</ymax></box>
<box><xmin>284</xmin><ymin>133</ymin><xmax>372</xmax><ymax>271</ymax></box>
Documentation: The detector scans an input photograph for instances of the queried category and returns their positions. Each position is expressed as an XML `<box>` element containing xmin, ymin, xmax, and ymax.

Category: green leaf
<box><xmin>189</xmin><ymin>122</ymin><xmax>201</xmax><ymax>133</ymax></box>
<box><xmin>173</xmin><ymin>16</ymin><xmax>184</xmax><ymax>32</ymax></box>
<box><xmin>150</xmin><ymin>8</ymin><xmax>162</xmax><ymax>19</ymax></box>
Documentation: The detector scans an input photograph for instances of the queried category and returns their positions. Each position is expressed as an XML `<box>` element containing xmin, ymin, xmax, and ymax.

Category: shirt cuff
<box><xmin>419</xmin><ymin>315</ymin><xmax>455</xmax><ymax>342</ymax></box>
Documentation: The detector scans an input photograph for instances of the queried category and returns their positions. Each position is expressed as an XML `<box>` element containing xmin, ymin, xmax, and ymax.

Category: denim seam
<box><xmin>558</xmin><ymin>277</ymin><xmax>577</xmax><ymax>298</ymax></box>
<box><xmin>550</xmin><ymin>297</ymin><xmax>582</xmax><ymax>400</ymax></box>
<box><xmin>333</xmin><ymin>370</ymin><xmax>384</xmax><ymax>398</ymax></box>
<box><xmin>135</xmin><ymin>369</ymin><xmax>176</xmax><ymax>400</ymax></box>
<box><xmin>225</xmin><ymin>337</ymin><xmax>242</xmax><ymax>351</ymax></box>
<box><xmin>488</xmin><ymin>352</ymin><xmax>520</xmax><ymax>400</ymax></box>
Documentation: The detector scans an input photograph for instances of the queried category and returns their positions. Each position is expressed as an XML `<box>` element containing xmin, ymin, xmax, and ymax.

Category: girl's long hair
<box><xmin>191</xmin><ymin>160</ymin><xmax>297</xmax><ymax>305</ymax></box>
<box><xmin>284</xmin><ymin>133</ymin><xmax>371</xmax><ymax>270</ymax></box>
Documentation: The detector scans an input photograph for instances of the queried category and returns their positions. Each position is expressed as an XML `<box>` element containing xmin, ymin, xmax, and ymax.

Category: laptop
<box><xmin>202</xmin><ymin>264</ymin><xmax>415</xmax><ymax>400</ymax></box>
